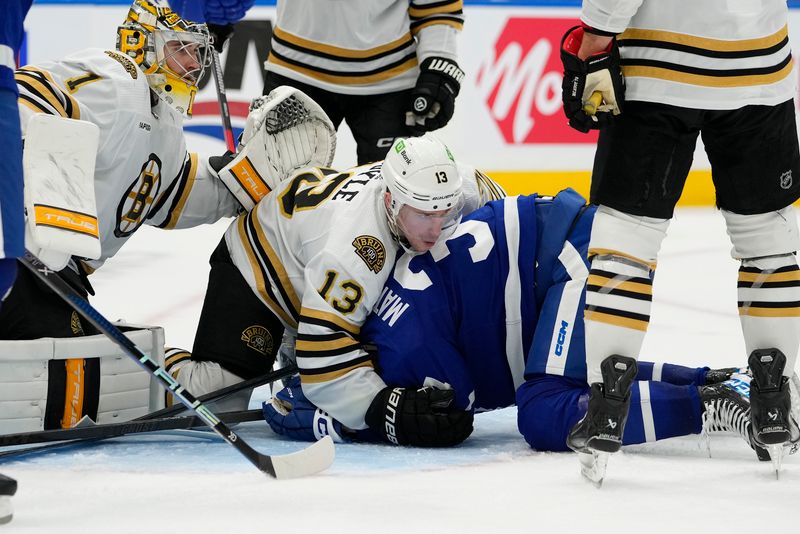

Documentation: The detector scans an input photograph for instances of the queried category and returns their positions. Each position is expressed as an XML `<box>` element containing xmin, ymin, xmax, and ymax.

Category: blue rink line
<box><xmin>0</xmin><ymin>409</ymin><xmax>534</xmax><ymax>475</ymax></box>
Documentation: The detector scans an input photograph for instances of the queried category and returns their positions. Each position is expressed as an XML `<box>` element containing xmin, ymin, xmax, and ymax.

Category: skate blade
<box><xmin>578</xmin><ymin>451</ymin><xmax>609</xmax><ymax>488</ymax></box>
<box><xmin>767</xmin><ymin>444</ymin><xmax>785</xmax><ymax>479</ymax></box>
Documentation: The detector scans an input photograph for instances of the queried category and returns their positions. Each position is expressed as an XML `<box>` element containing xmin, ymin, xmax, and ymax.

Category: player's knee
<box><xmin>165</xmin><ymin>349</ymin><xmax>247</xmax><ymax>410</ymax></box>
<box><xmin>589</xmin><ymin>206</ymin><xmax>670</xmax><ymax>269</ymax></box>
<box><xmin>722</xmin><ymin>206</ymin><xmax>800</xmax><ymax>260</ymax></box>
<box><xmin>516</xmin><ymin>375</ymin><xmax>587</xmax><ymax>452</ymax></box>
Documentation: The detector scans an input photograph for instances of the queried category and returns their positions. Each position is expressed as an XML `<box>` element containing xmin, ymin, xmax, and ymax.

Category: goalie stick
<box><xmin>211</xmin><ymin>48</ymin><xmax>236</xmax><ymax>153</ymax></box>
<box><xmin>138</xmin><ymin>363</ymin><xmax>298</xmax><ymax>421</ymax></box>
<box><xmin>18</xmin><ymin>251</ymin><xmax>334</xmax><ymax>479</ymax></box>
<box><xmin>0</xmin><ymin>409</ymin><xmax>264</xmax><ymax>448</ymax></box>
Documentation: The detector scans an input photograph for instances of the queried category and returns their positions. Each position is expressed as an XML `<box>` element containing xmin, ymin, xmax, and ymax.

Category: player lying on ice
<box><xmin>263</xmin><ymin>187</ymin><xmax>800</xmax><ymax>459</ymax></box>
<box><xmin>0</xmin><ymin>0</ymin><xmax>335</xmax><ymax>433</ymax></box>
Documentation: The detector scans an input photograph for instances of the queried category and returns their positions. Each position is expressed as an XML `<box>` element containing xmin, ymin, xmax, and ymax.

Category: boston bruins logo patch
<box><xmin>352</xmin><ymin>235</ymin><xmax>386</xmax><ymax>273</ymax></box>
<box><xmin>241</xmin><ymin>325</ymin><xmax>273</xmax><ymax>356</ymax></box>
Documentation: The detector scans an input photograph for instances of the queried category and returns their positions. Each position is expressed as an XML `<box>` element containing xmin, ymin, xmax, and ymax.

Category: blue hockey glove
<box><xmin>263</xmin><ymin>376</ymin><xmax>349</xmax><ymax>443</ymax></box>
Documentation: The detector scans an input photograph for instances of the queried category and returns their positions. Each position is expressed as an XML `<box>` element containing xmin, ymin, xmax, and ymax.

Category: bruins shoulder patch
<box><xmin>352</xmin><ymin>235</ymin><xmax>386</xmax><ymax>274</ymax></box>
<box><xmin>104</xmin><ymin>50</ymin><xmax>139</xmax><ymax>80</ymax></box>
<box><xmin>241</xmin><ymin>325</ymin><xmax>274</xmax><ymax>356</ymax></box>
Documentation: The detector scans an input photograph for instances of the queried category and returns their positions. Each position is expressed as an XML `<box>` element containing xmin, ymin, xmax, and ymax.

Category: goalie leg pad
<box><xmin>0</xmin><ymin>324</ymin><xmax>165</xmax><ymax>433</ymax></box>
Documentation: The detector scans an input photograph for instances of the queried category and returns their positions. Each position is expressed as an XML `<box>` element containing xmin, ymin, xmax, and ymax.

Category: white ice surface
<box><xmin>1</xmin><ymin>208</ymin><xmax>798</xmax><ymax>533</ymax></box>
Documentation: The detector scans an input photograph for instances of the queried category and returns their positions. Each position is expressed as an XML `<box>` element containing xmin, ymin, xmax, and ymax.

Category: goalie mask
<box><xmin>382</xmin><ymin>135</ymin><xmax>464</xmax><ymax>253</ymax></box>
<box><xmin>116</xmin><ymin>0</ymin><xmax>211</xmax><ymax>117</ymax></box>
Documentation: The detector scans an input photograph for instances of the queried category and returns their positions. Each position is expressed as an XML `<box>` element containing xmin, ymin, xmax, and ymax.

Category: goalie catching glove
<box><xmin>216</xmin><ymin>86</ymin><xmax>337</xmax><ymax>211</ymax></box>
<box><xmin>365</xmin><ymin>386</ymin><xmax>473</xmax><ymax>447</ymax></box>
<box><xmin>560</xmin><ymin>25</ymin><xmax>624</xmax><ymax>133</ymax></box>
<box><xmin>406</xmin><ymin>57</ymin><xmax>464</xmax><ymax>134</ymax></box>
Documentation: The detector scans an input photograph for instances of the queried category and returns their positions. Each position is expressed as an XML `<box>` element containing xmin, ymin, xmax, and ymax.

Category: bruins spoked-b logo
<box><xmin>115</xmin><ymin>154</ymin><xmax>162</xmax><ymax>237</ymax></box>
<box><xmin>352</xmin><ymin>235</ymin><xmax>386</xmax><ymax>274</ymax></box>
<box><xmin>241</xmin><ymin>325</ymin><xmax>274</xmax><ymax>356</ymax></box>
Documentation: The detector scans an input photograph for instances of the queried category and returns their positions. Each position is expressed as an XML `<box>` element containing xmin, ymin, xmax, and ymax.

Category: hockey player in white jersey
<box><xmin>0</xmin><ymin>0</ymin><xmax>333</xmax><ymax>433</ymax></box>
<box><xmin>559</xmin><ymin>0</ymin><xmax>800</xmax><ymax>477</ymax></box>
<box><xmin>166</xmin><ymin>134</ymin><xmax>504</xmax><ymax>446</ymax></box>
<box><xmin>263</xmin><ymin>0</ymin><xmax>465</xmax><ymax>164</ymax></box>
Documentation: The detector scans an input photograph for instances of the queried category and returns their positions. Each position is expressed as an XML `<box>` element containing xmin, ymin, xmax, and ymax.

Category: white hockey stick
<box><xmin>18</xmin><ymin>251</ymin><xmax>334</xmax><ymax>479</ymax></box>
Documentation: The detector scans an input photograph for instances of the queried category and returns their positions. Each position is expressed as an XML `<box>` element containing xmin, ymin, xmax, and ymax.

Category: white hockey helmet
<box><xmin>116</xmin><ymin>0</ymin><xmax>211</xmax><ymax>117</ymax></box>
<box><xmin>382</xmin><ymin>135</ymin><xmax>464</xmax><ymax>251</ymax></box>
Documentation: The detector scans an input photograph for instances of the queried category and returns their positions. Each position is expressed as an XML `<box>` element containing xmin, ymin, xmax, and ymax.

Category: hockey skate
<box><xmin>748</xmin><ymin>348</ymin><xmax>800</xmax><ymax>477</ymax></box>
<box><xmin>699</xmin><ymin>373</ymin><xmax>770</xmax><ymax>461</ymax></box>
<box><xmin>0</xmin><ymin>473</ymin><xmax>17</xmax><ymax>525</ymax></box>
<box><xmin>705</xmin><ymin>366</ymin><xmax>749</xmax><ymax>385</ymax></box>
<box><xmin>567</xmin><ymin>355</ymin><xmax>638</xmax><ymax>487</ymax></box>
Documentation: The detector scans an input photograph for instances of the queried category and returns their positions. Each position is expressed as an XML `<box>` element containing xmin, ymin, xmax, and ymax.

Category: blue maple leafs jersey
<box><xmin>362</xmin><ymin>189</ymin><xmax>595</xmax><ymax>412</ymax></box>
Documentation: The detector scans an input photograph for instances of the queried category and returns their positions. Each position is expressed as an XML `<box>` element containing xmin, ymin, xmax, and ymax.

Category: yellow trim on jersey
<box><xmin>738</xmin><ymin>307</ymin><xmax>800</xmax><ymax>317</ymax></box>
<box><xmin>162</xmin><ymin>153</ymin><xmax>199</xmax><ymax>229</ymax></box>
<box><xmin>33</xmin><ymin>204</ymin><xmax>99</xmax><ymax>238</ymax></box>
<box><xmin>584</xmin><ymin>309</ymin><xmax>650</xmax><ymax>331</ymax></box>
<box><xmin>16</xmin><ymin>67</ymin><xmax>81</xmax><ymax>120</ymax></box>
<box><xmin>299</xmin><ymin>360</ymin><xmax>374</xmax><ymax>384</ymax></box>
<box><xmin>236</xmin><ymin>217</ymin><xmax>298</xmax><ymax>329</ymax></box>
<box><xmin>267</xmin><ymin>52</ymin><xmax>418</xmax><ymax>85</ymax></box>
<box><xmin>165</xmin><ymin>350</ymin><xmax>191</xmax><ymax>368</ymax></box>
<box><xmin>296</xmin><ymin>336</ymin><xmax>360</xmax><ymax>353</ymax></box>
<box><xmin>619</xmin><ymin>25</ymin><xmax>788</xmax><ymax>53</ymax></box>
<box><xmin>411</xmin><ymin>19</ymin><xmax>464</xmax><ymax>35</ymax></box>
<box><xmin>738</xmin><ymin>270</ymin><xmax>800</xmax><ymax>283</ymax></box>
<box><xmin>588</xmin><ymin>248</ymin><xmax>656</xmax><ymax>271</ymax></box>
<box><xmin>587</xmin><ymin>274</ymin><xmax>653</xmax><ymax>296</ymax></box>
<box><xmin>408</xmin><ymin>0</ymin><xmax>463</xmax><ymax>18</ymax></box>
<box><xmin>273</xmin><ymin>26</ymin><xmax>414</xmax><ymax>59</ymax></box>
<box><xmin>250</xmin><ymin>213</ymin><xmax>302</xmax><ymax>315</ymax></box>
<box><xmin>621</xmin><ymin>62</ymin><xmax>793</xmax><ymax>88</ymax></box>
<box><xmin>301</xmin><ymin>307</ymin><xmax>361</xmax><ymax>336</ymax></box>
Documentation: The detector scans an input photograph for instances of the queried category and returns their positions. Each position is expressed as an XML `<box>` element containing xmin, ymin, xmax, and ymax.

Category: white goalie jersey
<box><xmin>224</xmin><ymin>161</ymin><xmax>504</xmax><ymax>429</ymax></box>
<box><xmin>16</xmin><ymin>48</ymin><xmax>240</xmax><ymax>271</ymax></box>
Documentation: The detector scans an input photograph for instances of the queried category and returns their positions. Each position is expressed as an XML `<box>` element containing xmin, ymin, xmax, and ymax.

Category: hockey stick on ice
<box><xmin>211</xmin><ymin>48</ymin><xmax>236</xmax><ymax>153</ymax></box>
<box><xmin>18</xmin><ymin>252</ymin><xmax>334</xmax><ymax>479</ymax></box>
<box><xmin>0</xmin><ymin>409</ymin><xmax>264</xmax><ymax>448</ymax></box>
<box><xmin>138</xmin><ymin>363</ymin><xmax>297</xmax><ymax>421</ymax></box>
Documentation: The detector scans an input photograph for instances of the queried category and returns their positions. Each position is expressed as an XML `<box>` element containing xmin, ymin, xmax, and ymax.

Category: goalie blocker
<box><xmin>0</xmin><ymin>324</ymin><xmax>165</xmax><ymax>434</ymax></box>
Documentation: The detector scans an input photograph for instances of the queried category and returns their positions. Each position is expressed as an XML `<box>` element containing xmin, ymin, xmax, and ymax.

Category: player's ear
<box><xmin>383</xmin><ymin>190</ymin><xmax>393</xmax><ymax>212</ymax></box>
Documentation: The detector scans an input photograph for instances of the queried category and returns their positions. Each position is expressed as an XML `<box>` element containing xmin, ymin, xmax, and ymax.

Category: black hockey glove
<box><xmin>207</xmin><ymin>23</ymin><xmax>234</xmax><ymax>53</ymax></box>
<box><xmin>406</xmin><ymin>57</ymin><xmax>465</xmax><ymax>134</ymax></box>
<box><xmin>365</xmin><ymin>386</ymin><xmax>474</xmax><ymax>447</ymax></box>
<box><xmin>560</xmin><ymin>25</ymin><xmax>625</xmax><ymax>133</ymax></box>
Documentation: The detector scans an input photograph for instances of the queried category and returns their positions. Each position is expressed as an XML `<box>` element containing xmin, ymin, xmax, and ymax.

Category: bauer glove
<box><xmin>263</xmin><ymin>376</ymin><xmax>351</xmax><ymax>443</ymax></box>
<box><xmin>406</xmin><ymin>57</ymin><xmax>464</xmax><ymax>134</ymax></box>
<box><xmin>365</xmin><ymin>386</ymin><xmax>473</xmax><ymax>447</ymax></box>
<box><xmin>560</xmin><ymin>25</ymin><xmax>625</xmax><ymax>133</ymax></box>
